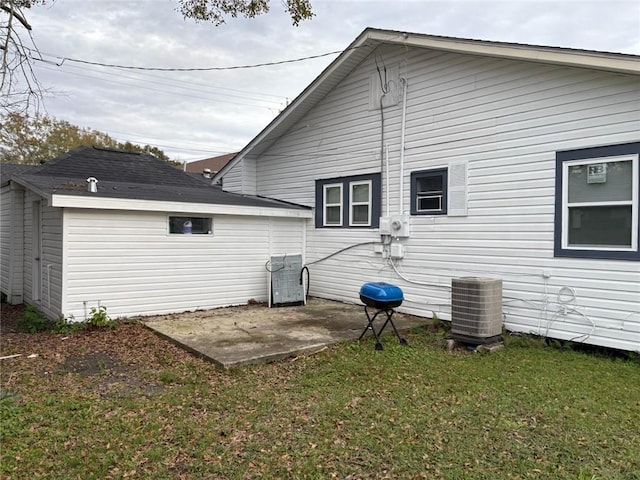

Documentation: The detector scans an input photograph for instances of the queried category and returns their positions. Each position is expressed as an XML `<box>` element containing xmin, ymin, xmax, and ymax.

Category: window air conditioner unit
<box><xmin>451</xmin><ymin>277</ymin><xmax>503</xmax><ymax>344</ymax></box>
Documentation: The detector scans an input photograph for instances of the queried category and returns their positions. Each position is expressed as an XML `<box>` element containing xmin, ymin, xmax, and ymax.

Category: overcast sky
<box><xmin>23</xmin><ymin>0</ymin><xmax>640</xmax><ymax>164</ymax></box>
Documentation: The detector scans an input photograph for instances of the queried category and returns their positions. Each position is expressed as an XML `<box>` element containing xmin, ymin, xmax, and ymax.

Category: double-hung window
<box><xmin>410</xmin><ymin>168</ymin><xmax>448</xmax><ymax>215</ymax></box>
<box><xmin>323</xmin><ymin>183</ymin><xmax>343</xmax><ymax>226</ymax></box>
<box><xmin>316</xmin><ymin>173</ymin><xmax>381</xmax><ymax>228</ymax></box>
<box><xmin>555</xmin><ymin>143</ymin><xmax>639</xmax><ymax>260</ymax></box>
<box><xmin>350</xmin><ymin>180</ymin><xmax>372</xmax><ymax>226</ymax></box>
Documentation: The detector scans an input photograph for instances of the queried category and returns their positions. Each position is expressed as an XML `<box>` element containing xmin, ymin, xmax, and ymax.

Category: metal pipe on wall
<box><xmin>399</xmin><ymin>77</ymin><xmax>408</xmax><ymax>214</ymax></box>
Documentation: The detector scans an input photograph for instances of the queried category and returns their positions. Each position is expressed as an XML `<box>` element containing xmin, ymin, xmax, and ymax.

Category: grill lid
<box><xmin>360</xmin><ymin>282</ymin><xmax>403</xmax><ymax>309</ymax></box>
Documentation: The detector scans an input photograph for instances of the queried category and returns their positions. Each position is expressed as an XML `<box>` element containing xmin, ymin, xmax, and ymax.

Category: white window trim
<box><xmin>167</xmin><ymin>215</ymin><xmax>214</xmax><ymax>235</ymax></box>
<box><xmin>349</xmin><ymin>180</ymin><xmax>372</xmax><ymax>227</ymax></box>
<box><xmin>323</xmin><ymin>183</ymin><xmax>343</xmax><ymax>227</ymax></box>
<box><xmin>411</xmin><ymin>167</ymin><xmax>448</xmax><ymax>215</ymax></box>
<box><xmin>561</xmin><ymin>154</ymin><xmax>638</xmax><ymax>252</ymax></box>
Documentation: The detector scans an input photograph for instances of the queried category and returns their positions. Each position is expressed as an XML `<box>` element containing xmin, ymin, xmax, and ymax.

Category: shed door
<box><xmin>32</xmin><ymin>201</ymin><xmax>42</xmax><ymax>302</ymax></box>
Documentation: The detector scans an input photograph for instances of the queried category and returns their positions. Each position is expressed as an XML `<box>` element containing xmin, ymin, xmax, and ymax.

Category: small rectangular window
<box><xmin>410</xmin><ymin>168</ymin><xmax>448</xmax><ymax>215</ymax></box>
<box><xmin>169</xmin><ymin>216</ymin><xmax>212</xmax><ymax>234</ymax></box>
<box><xmin>350</xmin><ymin>180</ymin><xmax>372</xmax><ymax>226</ymax></box>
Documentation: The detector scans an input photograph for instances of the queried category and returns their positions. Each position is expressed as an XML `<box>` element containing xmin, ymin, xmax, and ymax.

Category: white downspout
<box><xmin>399</xmin><ymin>77</ymin><xmax>408</xmax><ymax>214</ymax></box>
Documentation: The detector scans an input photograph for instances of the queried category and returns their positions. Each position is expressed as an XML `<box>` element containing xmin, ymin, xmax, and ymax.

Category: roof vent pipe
<box><xmin>203</xmin><ymin>168</ymin><xmax>212</xmax><ymax>179</ymax></box>
<box><xmin>86</xmin><ymin>177</ymin><xmax>98</xmax><ymax>193</ymax></box>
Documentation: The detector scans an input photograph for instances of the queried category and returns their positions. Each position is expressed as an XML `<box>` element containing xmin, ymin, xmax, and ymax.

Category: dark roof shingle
<box><xmin>11</xmin><ymin>146</ymin><xmax>309</xmax><ymax>211</ymax></box>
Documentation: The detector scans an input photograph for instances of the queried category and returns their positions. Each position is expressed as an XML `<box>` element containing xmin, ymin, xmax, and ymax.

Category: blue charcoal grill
<box><xmin>359</xmin><ymin>282</ymin><xmax>408</xmax><ymax>350</ymax></box>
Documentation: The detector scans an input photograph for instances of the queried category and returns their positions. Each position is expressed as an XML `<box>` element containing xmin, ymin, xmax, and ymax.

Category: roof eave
<box><xmin>372</xmin><ymin>29</ymin><xmax>640</xmax><ymax>75</ymax></box>
<box><xmin>50</xmin><ymin>193</ymin><xmax>313</xmax><ymax>218</ymax></box>
<box><xmin>213</xmin><ymin>29</ymin><xmax>379</xmax><ymax>181</ymax></box>
<box><xmin>10</xmin><ymin>176</ymin><xmax>54</xmax><ymax>205</ymax></box>
<box><xmin>213</xmin><ymin>28</ymin><xmax>639</xmax><ymax>183</ymax></box>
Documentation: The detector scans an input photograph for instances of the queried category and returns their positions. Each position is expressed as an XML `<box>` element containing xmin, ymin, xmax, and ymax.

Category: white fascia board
<box><xmin>49</xmin><ymin>194</ymin><xmax>312</xmax><ymax>218</ymax></box>
<box><xmin>373</xmin><ymin>30</ymin><xmax>640</xmax><ymax>75</ymax></box>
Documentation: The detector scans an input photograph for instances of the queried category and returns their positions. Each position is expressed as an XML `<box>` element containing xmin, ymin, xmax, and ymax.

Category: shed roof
<box><xmin>0</xmin><ymin>163</ymin><xmax>40</xmax><ymax>185</ymax></box>
<box><xmin>214</xmin><ymin>27</ymin><xmax>640</xmax><ymax>181</ymax></box>
<box><xmin>10</xmin><ymin>146</ymin><xmax>309</xmax><ymax>212</ymax></box>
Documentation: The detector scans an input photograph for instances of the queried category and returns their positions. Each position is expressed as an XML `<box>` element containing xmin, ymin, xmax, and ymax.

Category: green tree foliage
<box><xmin>177</xmin><ymin>0</ymin><xmax>313</xmax><ymax>26</ymax></box>
<box><xmin>0</xmin><ymin>112</ymin><xmax>176</xmax><ymax>165</ymax></box>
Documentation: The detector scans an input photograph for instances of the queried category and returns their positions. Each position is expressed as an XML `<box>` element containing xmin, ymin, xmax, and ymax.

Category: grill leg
<box><xmin>383</xmin><ymin>310</ymin><xmax>409</xmax><ymax>346</ymax></box>
<box><xmin>360</xmin><ymin>307</ymin><xmax>408</xmax><ymax>349</ymax></box>
<box><xmin>359</xmin><ymin>307</ymin><xmax>385</xmax><ymax>350</ymax></box>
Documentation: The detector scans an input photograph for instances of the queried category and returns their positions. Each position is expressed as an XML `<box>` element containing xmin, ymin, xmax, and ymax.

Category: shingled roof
<box><xmin>0</xmin><ymin>163</ymin><xmax>40</xmax><ymax>185</ymax></box>
<box><xmin>9</xmin><ymin>146</ymin><xmax>309</xmax><ymax>211</ymax></box>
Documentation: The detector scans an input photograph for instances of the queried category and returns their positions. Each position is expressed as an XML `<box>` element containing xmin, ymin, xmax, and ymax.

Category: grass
<box><xmin>1</xmin><ymin>323</ymin><xmax>639</xmax><ymax>479</ymax></box>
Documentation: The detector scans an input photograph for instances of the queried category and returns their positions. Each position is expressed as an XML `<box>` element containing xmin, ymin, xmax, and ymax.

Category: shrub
<box><xmin>50</xmin><ymin>316</ymin><xmax>84</xmax><ymax>334</ymax></box>
<box><xmin>87</xmin><ymin>306</ymin><xmax>114</xmax><ymax>329</ymax></box>
<box><xmin>431</xmin><ymin>312</ymin><xmax>451</xmax><ymax>332</ymax></box>
<box><xmin>17</xmin><ymin>305</ymin><xmax>49</xmax><ymax>333</ymax></box>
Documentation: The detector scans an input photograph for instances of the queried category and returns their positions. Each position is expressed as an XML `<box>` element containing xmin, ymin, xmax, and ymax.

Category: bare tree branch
<box><xmin>0</xmin><ymin>4</ymin><xmax>32</xmax><ymax>30</ymax></box>
<box><xmin>1</xmin><ymin>0</ymin><xmax>46</xmax><ymax>114</ymax></box>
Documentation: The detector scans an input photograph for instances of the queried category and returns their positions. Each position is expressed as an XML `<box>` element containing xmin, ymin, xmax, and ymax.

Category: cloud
<box><xmin>22</xmin><ymin>0</ymin><xmax>640</xmax><ymax>161</ymax></box>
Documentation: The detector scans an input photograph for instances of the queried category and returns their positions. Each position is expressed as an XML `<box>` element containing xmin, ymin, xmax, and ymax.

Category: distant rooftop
<box><xmin>185</xmin><ymin>153</ymin><xmax>237</xmax><ymax>175</ymax></box>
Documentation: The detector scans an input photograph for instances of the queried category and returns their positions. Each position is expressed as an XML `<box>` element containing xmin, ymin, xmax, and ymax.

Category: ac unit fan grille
<box><xmin>451</xmin><ymin>277</ymin><xmax>502</xmax><ymax>344</ymax></box>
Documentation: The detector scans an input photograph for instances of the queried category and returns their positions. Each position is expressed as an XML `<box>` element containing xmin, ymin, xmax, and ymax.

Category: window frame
<box><xmin>410</xmin><ymin>168</ymin><xmax>448</xmax><ymax>215</ymax></box>
<box><xmin>323</xmin><ymin>183</ymin><xmax>343</xmax><ymax>227</ymax></box>
<box><xmin>168</xmin><ymin>215</ymin><xmax>213</xmax><ymax>235</ymax></box>
<box><xmin>349</xmin><ymin>180</ymin><xmax>373</xmax><ymax>227</ymax></box>
<box><xmin>315</xmin><ymin>173</ymin><xmax>381</xmax><ymax>229</ymax></box>
<box><xmin>554</xmin><ymin>142</ymin><xmax>639</xmax><ymax>261</ymax></box>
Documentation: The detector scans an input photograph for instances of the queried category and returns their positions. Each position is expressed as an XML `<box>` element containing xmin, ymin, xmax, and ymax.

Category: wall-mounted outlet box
<box><xmin>379</xmin><ymin>216</ymin><xmax>391</xmax><ymax>236</ymax></box>
<box><xmin>390</xmin><ymin>243</ymin><xmax>405</xmax><ymax>259</ymax></box>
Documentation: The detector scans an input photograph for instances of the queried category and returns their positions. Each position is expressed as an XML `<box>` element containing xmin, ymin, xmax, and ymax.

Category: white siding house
<box><xmin>216</xmin><ymin>29</ymin><xmax>640</xmax><ymax>351</ymax></box>
<box><xmin>1</xmin><ymin>147</ymin><xmax>310</xmax><ymax>321</ymax></box>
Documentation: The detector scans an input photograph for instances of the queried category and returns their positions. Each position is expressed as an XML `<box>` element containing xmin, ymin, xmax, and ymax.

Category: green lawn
<box><xmin>1</xmin><ymin>323</ymin><xmax>639</xmax><ymax>479</ymax></box>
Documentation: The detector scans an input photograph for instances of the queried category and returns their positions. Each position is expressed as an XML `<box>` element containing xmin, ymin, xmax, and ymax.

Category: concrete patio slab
<box><xmin>139</xmin><ymin>298</ymin><xmax>430</xmax><ymax>368</ymax></box>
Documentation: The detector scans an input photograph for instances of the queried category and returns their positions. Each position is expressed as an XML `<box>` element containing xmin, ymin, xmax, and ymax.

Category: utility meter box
<box><xmin>380</xmin><ymin>214</ymin><xmax>410</xmax><ymax>238</ymax></box>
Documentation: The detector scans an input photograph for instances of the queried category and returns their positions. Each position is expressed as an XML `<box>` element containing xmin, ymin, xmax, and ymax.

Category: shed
<box><xmin>1</xmin><ymin>146</ymin><xmax>311</xmax><ymax>321</ymax></box>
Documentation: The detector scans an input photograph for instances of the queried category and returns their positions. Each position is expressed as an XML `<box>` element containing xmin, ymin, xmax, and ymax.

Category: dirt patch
<box><xmin>58</xmin><ymin>351</ymin><xmax>166</xmax><ymax>398</ymax></box>
<box><xmin>0</xmin><ymin>321</ymin><xmax>187</xmax><ymax>400</ymax></box>
<box><xmin>60</xmin><ymin>351</ymin><xmax>125</xmax><ymax>376</ymax></box>
<box><xmin>0</xmin><ymin>303</ymin><xmax>24</xmax><ymax>334</ymax></box>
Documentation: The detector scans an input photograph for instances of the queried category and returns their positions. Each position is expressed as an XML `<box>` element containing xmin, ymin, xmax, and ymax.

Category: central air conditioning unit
<box><xmin>451</xmin><ymin>277</ymin><xmax>503</xmax><ymax>344</ymax></box>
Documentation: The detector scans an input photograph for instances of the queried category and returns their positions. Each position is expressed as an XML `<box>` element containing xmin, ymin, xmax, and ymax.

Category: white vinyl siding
<box><xmin>0</xmin><ymin>185</ymin><xmax>12</xmax><ymax>297</ymax></box>
<box><xmin>62</xmin><ymin>209</ymin><xmax>305</xmax><ymax>320</ymax></box>
<box><xmin>221</xmin><ymin>158</ymin><xmax>257</xmax><ymax>195</ymax></box>
<box><xmin>241</xmin><ymin>45</ymin><xmax>640</xmax><ymax>351</ymax></box>
<box><xmin>22</xmin><ymin>191</ymin><xmax>37</xmax><ymax>306</ymax></box>
<box><xmin>40</xmin><ymin>202</ymin><xmax>63</xmax><ymax>319</ymax></box>
<box><xmin>220</xmin><ymin>159</ymin><xmax>244</xmax><ymax>194</ymax></box>
<box><xmin>16</xmin><ymin>191</ymin><xmax>63</xmax><ymax>319</ymax></box>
